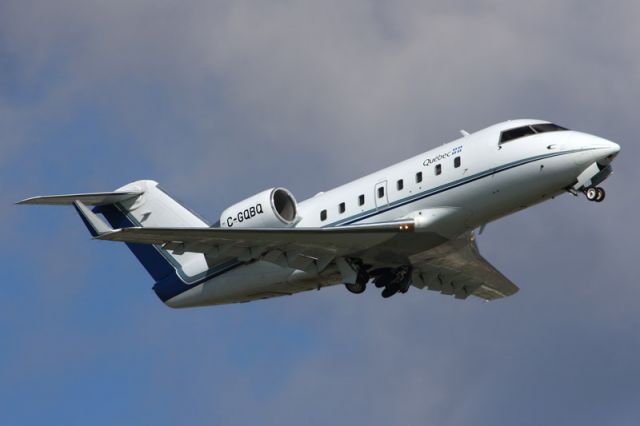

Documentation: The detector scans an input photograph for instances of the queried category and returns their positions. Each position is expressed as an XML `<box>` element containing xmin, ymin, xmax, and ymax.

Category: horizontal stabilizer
<box><xmin>16</xmin><ymin>191</ymin><xmax>142</xmax><ymax>206</ymax></box>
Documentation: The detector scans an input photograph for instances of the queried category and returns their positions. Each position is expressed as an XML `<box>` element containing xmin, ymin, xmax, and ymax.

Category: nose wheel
<box><xmin>584</xmin><ymin>186</ymin><xmax>605</xmax><ymax>202</ymax></box>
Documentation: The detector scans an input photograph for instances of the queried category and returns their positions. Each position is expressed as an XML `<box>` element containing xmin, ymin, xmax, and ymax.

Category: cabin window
<box><xmin>397</xmin><ymin>179</ymin><xmax>404</xmax><ymax>191</ymax></box>
<box><xmin>358</xmin><ymin>194</ymin><xmax>365</xmax><ymax>206</ymax></box>
<box><xmin>454</xmin><ymin>156</ymin><xmax>461</xmax><ymax>168</ymax></box>
<box><xmin>416</xmin><ymin>172</ymin><xmax>423</xmax><ymax>183</ymax></box>
<box><xmin>320</xmin><ymin>209</ymin><xmax>327</xmax><ymax>221</ymax></box>
<box><xmin>435</xmin><ymin>164</ymin><xmax>442</xmax><ymax>175</ymax></box>
<box><xmin>377</xmin><ymin>186</ymin><xmax>385</xmax><ymax>198</ymax></box>
<box><xmin>339</xmin><ymin>202</ymin><xmax>346</xmax><ymax>214</ymax></box>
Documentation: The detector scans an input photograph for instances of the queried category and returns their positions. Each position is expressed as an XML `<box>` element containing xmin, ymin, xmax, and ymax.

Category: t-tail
<box><xmin>17</xmin><ymin>180</ymin><xmax>212</xmax><ymax>305</ymax></box>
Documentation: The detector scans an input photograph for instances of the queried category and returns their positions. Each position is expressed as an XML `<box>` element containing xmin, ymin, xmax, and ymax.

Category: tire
<box><xmin>585</xmin><ymin>187</ymin><xmax>598</xmax><ymax>201</ymax></box>
<box><xmin>345</xmin><ymin>282</ymin><xmax>366</xmax><ymax>294</ymax></box>
<box><xmin>595</xmin><ymin>187</ymin><xmax>606</xmax><ymax>202</ymax></box>
<box><xmin>381</xmin><ymin>286</ymin><xmax>399</xmax><ymax>298</ymax></box>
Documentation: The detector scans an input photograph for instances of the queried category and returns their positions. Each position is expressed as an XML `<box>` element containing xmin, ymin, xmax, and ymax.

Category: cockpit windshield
<box><xmin>499</xmin><ymin>123</ymin><xmax>568</xmax><ymax>144</ymax></box>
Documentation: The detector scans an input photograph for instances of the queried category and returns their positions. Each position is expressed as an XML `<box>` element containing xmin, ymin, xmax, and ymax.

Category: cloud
<box><xmin>3</xmin><ymin>0</ymin><xmax>638</xmax><ymax>195</ymax></box>
<box><xmin>1</xmin><ymin>1</ymin><xmax>639</xmax><ymax>425</ymax></box>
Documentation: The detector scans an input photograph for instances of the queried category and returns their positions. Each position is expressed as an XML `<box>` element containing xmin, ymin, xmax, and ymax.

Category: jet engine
<box><xmin>220</xmin><ymin>187</ymin><xmax>299</xmax><ymax>228</ymax></box>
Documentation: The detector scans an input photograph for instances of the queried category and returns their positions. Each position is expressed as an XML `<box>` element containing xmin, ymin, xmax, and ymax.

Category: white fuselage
<box><xmin>166</xmin><ymin>119</ymin><xmax>619</xmax><ymax>307</ymax></box>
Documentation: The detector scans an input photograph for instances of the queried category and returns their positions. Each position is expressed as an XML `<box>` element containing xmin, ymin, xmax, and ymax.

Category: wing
<box><xmin>410</xmin><ymin>232</ymin><xmax>518</xmax><ymax>301</ymax></box>
<box><xmin>97</xmin><ymin>220</ymin><xmax>415</xmax><ymax>265</ymax></box>
<box><xmin>64</xmin><ymin>198</ymin><xmax>414</xmax><ymax>269</ymax></box>
<box><xmin>97</xmin><ymin>221</ymin><xmax>415</xmax><ymax>248</ymax></box>
<box><xmin>73</xmin><ymin>200</ymin><xmax>517</xmax><ymax>300</ymax></box>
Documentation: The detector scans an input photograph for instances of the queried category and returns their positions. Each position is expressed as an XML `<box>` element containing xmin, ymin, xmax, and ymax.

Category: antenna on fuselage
<box><xmin>460</xmin><ymin>130</ymin><xmax>470</xmax><ymax>137</ymax></box>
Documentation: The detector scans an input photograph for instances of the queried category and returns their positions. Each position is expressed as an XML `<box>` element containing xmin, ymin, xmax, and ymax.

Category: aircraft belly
<box><xmin>166</xmin><ymin>261</ymin><xmax>296</xmax><ymax>308</ymax></box>
<box><xmin>165</xmin><ymin>260</ymin><xmax>347</xmax><ymax>308</ymax></box>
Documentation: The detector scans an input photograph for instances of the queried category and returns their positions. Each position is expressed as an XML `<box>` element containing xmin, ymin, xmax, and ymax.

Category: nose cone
<box><xmin>596</xmin><ymin>139</ymin><xmax>621</xmax><ymax>165</ymax></box>
<box><xmin>603</xmin><ymin>140</ymin><xmax>620</xmax><ymax>156</ymax></box>
<box><xmin>571</xmin><ymin>133</ymin><xmax>621</xmax><ymax>166</ymax></box>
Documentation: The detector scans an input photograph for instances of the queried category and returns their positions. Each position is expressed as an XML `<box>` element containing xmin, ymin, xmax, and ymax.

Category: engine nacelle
<box><xmin>220</xmin><ymin>187</ymin><xmax>299</xmax><ymax>228</ymax></box>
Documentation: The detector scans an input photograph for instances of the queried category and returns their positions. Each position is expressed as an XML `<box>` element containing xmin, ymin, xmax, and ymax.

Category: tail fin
<box><xmin>91</xmin><ymin>180</ymin><xmax>210</xmax><ymax>282</ymax></box>
<box><xmin>19</xmin><ymin>180</ymin><xmax>211</xmax><ymax>285</ymax></box>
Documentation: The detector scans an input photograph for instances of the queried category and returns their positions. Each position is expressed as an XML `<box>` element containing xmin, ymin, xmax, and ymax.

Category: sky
<box><xmin>1</xmin><ymin>1</ymin><xmax>639</xmax><ymax>424</ymax></box>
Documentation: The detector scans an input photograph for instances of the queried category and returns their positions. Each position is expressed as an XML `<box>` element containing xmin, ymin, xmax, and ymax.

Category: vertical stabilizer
<box><xmin>93</xmin><ymin>180</ymin><xmax>210</xmax><ymax>282</ymax></box>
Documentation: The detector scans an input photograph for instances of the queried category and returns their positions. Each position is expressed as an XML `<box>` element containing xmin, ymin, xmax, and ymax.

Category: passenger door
<box><xmin>374</xmin><ymin>181</ymin><xmax>388</xmax><ymax>209</ymax></box>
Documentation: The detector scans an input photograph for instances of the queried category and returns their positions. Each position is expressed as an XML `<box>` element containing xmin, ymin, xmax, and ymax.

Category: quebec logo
<box><xmin>423</xmin><ymin>145</ymin><xmax>464</xmax><ymax>166</ymax></box>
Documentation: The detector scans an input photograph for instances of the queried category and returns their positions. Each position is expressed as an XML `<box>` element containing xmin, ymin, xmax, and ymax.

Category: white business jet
<box><xmin>19</xmin><ymin>119</ymin><xmax>620</xmax><ymax>308</ymax></box>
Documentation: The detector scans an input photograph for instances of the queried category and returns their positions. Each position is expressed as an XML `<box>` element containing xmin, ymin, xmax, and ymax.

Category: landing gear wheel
<box><xmin>345</xmin><ymin>282</ymin><xmax>366</xmax><ymax>294</ymax></box>
<box><xmin>595</xmin><ymin>187</ymin><xmax>606</xmax><ymax>202</ymax></box>
<box><xmin>585</xmin><ymin>187</ymin><xmax>598</xmax><ymax>201</ymax></box>
<box><xmin>381</xmin><ymin>286</ymin><xmax>399</xmax><ymax>298</ymax></box>
<box><xmin>373</xmin><ymin>270</ymin><xmax>394</xmax><ymax>288</ymax></box>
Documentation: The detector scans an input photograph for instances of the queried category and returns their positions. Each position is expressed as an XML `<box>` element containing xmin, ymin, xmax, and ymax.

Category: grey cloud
<box><xmin>4</xmin><ymin>0</ymin><xmax>638</xmax><ymax>192</ymax></box>
<box><xmin>2</xmin><ymin>1</ymin><xmax>639</xmax><ymax>425</ymax></box>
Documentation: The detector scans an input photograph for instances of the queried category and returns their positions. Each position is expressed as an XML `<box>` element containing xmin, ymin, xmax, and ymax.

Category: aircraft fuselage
<box><xmin>164</xmin><ymin>119</ymin><xmax>619</xmax><ymax>307</ymax></box>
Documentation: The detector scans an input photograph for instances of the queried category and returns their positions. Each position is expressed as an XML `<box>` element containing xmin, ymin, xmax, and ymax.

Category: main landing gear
<box><xmin>372</xmin><ymin>266</ymin><xmax>412</xmax><ymax>298</ymax></box>
<box><xmin>344</xmin><ymin>268</ymin><xmax>369</xmax><ymax>294</ymax></box>
<box><xmin>584</xmin><ymin>186</ymin><xmax>606</xmax><ymax>203</ymax></box>
<box><xmin>343</xmin><ymin>265</ymin><xmax>413</xmax><ymax>299</ymax></box>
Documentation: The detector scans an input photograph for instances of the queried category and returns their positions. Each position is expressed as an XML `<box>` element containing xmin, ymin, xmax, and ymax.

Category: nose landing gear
<box><xmin>584</xmin><ymin>186</ymin><xmax>606</xmax><ymax>202</ymax></box>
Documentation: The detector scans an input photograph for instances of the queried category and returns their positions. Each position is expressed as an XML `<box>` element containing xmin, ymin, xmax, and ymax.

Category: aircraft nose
<box><xmin>577</xmin><ymin>133</ymin><xmax>620</xmax><ymax>158</ymax></box>
<box><xmin>603</xmin><ymin>140</ymin><xmax>620</xmax><ymax>156</ymax></box>
<box><xmin>596</xmin><ymin>139</ymin><xmax>621</xmax><ymax>164</ymax></box>
<box><xmin>570</xmin><ymin>133</ymin><xmax>621</xmax><ymax>168</ymax></box>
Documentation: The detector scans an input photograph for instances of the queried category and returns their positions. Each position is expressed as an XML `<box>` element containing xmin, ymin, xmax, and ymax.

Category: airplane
<box><xmin>18</xmin><ymin>119</ymin><xmax>620</xmax><ymax>308</ymax></box>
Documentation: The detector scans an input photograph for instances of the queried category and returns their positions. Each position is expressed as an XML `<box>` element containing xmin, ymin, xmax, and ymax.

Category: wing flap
<box><xmin>411</xmin><ymin>233</ymin><xmax>518</xmax><ymax>301</ymax></box>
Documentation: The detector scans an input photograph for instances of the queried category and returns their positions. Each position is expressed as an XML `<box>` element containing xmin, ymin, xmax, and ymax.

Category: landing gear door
<box><xmin>374</xmin><ymin>181</ymin><xmax>389</xmax><ymax>209</ymax></box>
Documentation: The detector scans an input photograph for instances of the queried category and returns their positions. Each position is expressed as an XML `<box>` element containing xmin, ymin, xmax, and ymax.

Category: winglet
<box><xmin>72</xmin><ymin>200</ymin><xmax>113</xmax><ymax>237</ymax></box>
